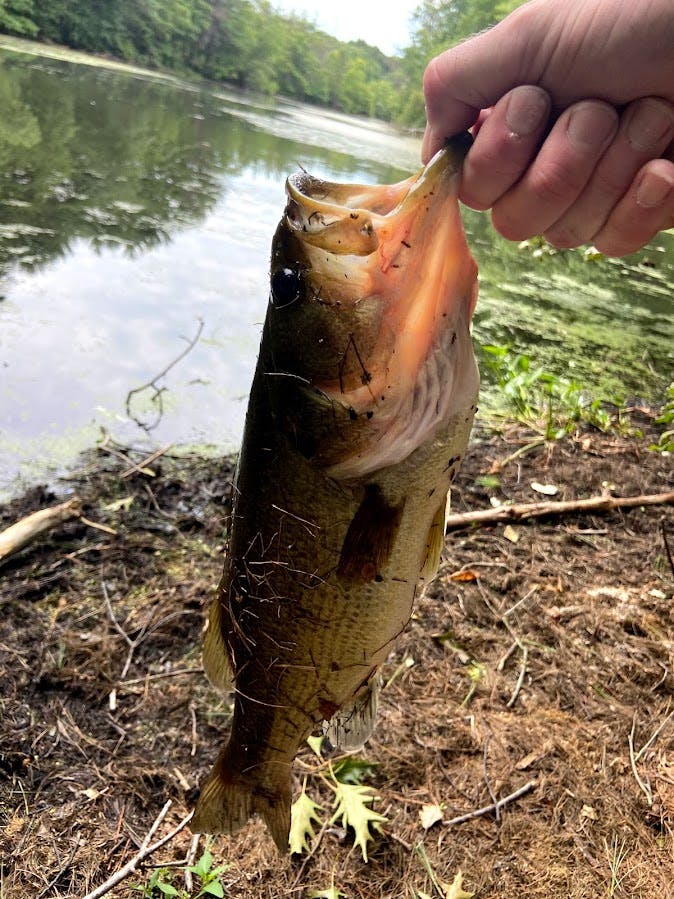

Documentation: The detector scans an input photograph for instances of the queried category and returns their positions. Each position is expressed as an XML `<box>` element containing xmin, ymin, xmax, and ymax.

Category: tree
<box><xmin>0</xmin><ymin>0</ymin><xmax>37</xmax><ymax>36</ymax></box>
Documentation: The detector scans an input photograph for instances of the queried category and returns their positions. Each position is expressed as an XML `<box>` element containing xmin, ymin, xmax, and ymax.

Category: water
<box><xmin>0</xmin><ymin>44</ymin><xmax>672</xmax><ymax>498</ymax></box>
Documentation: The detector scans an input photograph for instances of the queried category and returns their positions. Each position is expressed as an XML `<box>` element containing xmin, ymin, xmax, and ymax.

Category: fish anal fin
<box><xmin>325</xmin><ymin>673</ymin><xmax>381</xmax><ymax>752</ymax></box>
<box><xmin>202</xmin><ymin>597</ymin><xmax>233</xmax><ymax>693</ymax></box>
<box><xmin>337</xmin><ymin>484</ymin><xmax>404</xmax><ymax>583</ymax></box>
<box><xmin>420</xmin><ymin>494</ymin><xmax>449</xmax><ymax>581</ymax></box>
<box><xmin>192</xmin><ymin>744</ymin><xmax>292</xmax><ymax>852</ymax></box>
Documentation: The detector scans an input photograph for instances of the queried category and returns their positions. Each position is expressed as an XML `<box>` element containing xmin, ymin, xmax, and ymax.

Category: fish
<box><xmin>192</xmin><ymin>134</ymin><xmax>480</xmax><ymax>850</ymax></box>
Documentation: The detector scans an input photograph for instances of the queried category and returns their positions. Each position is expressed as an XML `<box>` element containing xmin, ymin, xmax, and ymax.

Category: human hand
<box><xmin>422</xmin><ymin>0</ymin><xmax>674</xmax><ymax>256</ymax></box>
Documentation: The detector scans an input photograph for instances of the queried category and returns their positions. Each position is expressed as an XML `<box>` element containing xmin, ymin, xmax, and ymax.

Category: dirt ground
<box><xmin>1</xmin><ymin>413</ymin><xmax>673</xmax><ymax>899</ymax></box>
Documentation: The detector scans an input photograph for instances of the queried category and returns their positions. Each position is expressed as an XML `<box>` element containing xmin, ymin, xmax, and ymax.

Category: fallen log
<box><xmin>446</xmin><ymin>490</ymin><xmax>674</xmax><ymax>531</ymax></box>
<box><xmin>0</xmin><ymin>495</ymin><xmax>82</xmax><ymax>563</ymax></box>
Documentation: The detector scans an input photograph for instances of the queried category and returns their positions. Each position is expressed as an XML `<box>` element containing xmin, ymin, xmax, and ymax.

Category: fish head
<box><xmin>266</xmin><ymin>134</ymin><xmax>479</xmax><ymax>479</ymax></box>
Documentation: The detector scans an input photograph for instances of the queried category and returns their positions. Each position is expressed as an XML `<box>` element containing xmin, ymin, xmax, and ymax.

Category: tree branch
<box><xmin>446</xmin><ymin>490</ymin><xmax>674</xmax><ymax>531</ymax></box>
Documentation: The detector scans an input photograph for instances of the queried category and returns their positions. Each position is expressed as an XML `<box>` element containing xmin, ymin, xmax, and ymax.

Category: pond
<box><xmin>0</xmin><ymin>41</ymin><xmax>672</xmax><ymax>498</ymax></box>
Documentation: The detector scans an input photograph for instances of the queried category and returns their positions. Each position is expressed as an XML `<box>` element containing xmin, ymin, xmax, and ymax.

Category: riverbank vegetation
<box><xmin>0</xmin><ymin>0</ymin><xmax>523</xmax><ymax>124</ymax></box>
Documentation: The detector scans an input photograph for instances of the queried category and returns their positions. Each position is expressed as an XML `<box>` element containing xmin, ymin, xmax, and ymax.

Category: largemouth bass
<box><xmin>192</xmin><ymin>135</ymin><xmax>479</xmax><ymax>850</ymax></box>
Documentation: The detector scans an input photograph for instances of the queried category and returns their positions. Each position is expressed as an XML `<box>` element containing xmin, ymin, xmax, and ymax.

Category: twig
<box><xmin>121</xmin><ymin>444</ymin><xmax>174</xmax><ymax>479</ymax></box>
<box><xmin>506</xmin><ymin>645</ymin><xmax>529</xmax><ymax>709</ymax></box>
<box><xmin>445</xmin><ymin>490</ymin><xmax>674</xmax><ymax>531</ymax></box>
<box><xmin>628</xmin><ymin>715</ymin><xmax>653</xmax><ymax>806</ymax></box>
<box><xmin>82</xmin><ymin>802</ymin><xmax>194</xmax><ymax>899</ymax></box>
<box><xmin>189</xmin><ymin>703</ymin><xmax>198</xmax><ymax>757</ymax></box>
<box><xmin>80</xmin><ymin>517</ymin><xmax>118</xmax><ymax>536</ymax></box>
<box><xmin>489</xmin><ymin>437</ymin><xmax>546</xmax><ymax>473</ymax></box>
<box><xmin>634</xmin><ymin>708</ymin><xmax>674</xmax><ymax>763</ymax></box>
<box><xmin>0</xmin><ymin>496</ymin><xmax>82</xmax><ymax>563</ymax></box>
<box><xmin>443</xmin><ymin>779</ymin><xmax>537</xmax><ymax>826</ymax></box>
<box><xmin>118</xmin><ymin>667</ymin><xmax>204</xmax><ymax>687</ymax></box>
<box><xmin>184</xmin><ymin>832</ymin><xmax>200</xmax><ymax>894</ymax></box>
<box><xmin>101</xmin><ymin>580</ymin><xmax>150</xmax><ymax>680</ymax></box>
<box><xmin>36</xmin><ymin>831</ymin><xmax>81</xmax><ymax>898</ymax></box>
<box><xmin>482</xmin><ymin>736</ymin><xmax>499</xmax><ymax>821</ymax></box>
<box><xmin>126</xmin><ymin>319</ymin><xmax>203</xmax><ymax>431</ymax></box>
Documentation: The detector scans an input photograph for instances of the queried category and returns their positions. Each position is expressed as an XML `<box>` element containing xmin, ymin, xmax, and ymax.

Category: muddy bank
<box><xmin>1</xmin><ymin>416</ymin><xmax>673</xmax><ymax>898</ymax></box>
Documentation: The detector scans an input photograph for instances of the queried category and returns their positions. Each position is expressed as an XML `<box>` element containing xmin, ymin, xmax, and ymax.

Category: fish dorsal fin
<box><xmin>337</xmin><ymin>484</ymin><xmax>404</xmax><ymax>583</ymax></box>
<box><xmin>419</xmin><ymin>494</ymin><xmax>449</xmax><ymax>581</ymax></box>
<box><xmin>202</xmin><ymin>595</ymin><xmax>233</xmax><ymax>692</ymax></box>
<box><xmin>325</xmin><ymin>673</ymin><xmax>381</xmax><ymax>752</ymax></box>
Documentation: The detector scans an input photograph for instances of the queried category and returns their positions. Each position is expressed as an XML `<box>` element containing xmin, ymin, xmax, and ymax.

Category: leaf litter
<box><xmin>1</xmin><ymin>410</ymin><xmax>673</xmax><ymax>898</ymax></box>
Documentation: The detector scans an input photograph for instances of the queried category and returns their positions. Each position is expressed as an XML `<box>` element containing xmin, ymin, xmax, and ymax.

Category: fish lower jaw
<box><xmin>325</xmin><ymin>327</ymin><xmax>479</xmax><ymax>481</ymax></box>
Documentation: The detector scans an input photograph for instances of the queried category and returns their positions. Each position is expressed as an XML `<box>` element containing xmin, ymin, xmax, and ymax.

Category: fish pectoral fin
<box><xmin>337</xmin><ymin>484</ymin><xmax>405</xmax><ymax>583</ymax></box>
<box><xmin>325</xmin><ymin>673</ymin><xmax>381</xmax><ymax>752</ymax></box>
<box><xmin>192</xmin><ymin>746</ymin><xmax>292</xmax><ymax>853</ymax></box>
<box><xmin>419</xmin><ymin>494</ymin><xmax>449</xmax><ymax>581</ymax></box>
<box><xmin>202</xmin><ymin>596</ymin><xmax>233</xmax><ymax>692</ymax></box>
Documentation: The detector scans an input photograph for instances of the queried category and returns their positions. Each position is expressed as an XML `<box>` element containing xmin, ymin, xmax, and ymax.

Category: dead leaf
<box><xmin>503</xmin><ymin>525</ymin><xmax>520</xmax><ymax>543</ymax></box>
<box><xmin>449</xmin><ymin>570</ymin><xmax>479</xmax><ymax>582</ymax></box>
<box><xmin>515</xmin><ymin>748</ymin><xmax>546</xmax><ymax>770</ymax></box>
<box><xmin>580</xmin><ymin>804</ymin><xmax>598</xmax><ymax>821</ymax></box>
<box><xmin>440</xmin><ymin>870</ymin><xmax>474</xmax><ymax>899</ymax></box>
<box><xmin>419</xmin><ymin>803</ymin><xmax>443</xmax><ymax>829</ymax></box>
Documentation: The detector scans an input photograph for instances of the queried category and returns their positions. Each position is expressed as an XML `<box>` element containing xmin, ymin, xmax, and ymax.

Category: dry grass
<box><xmin>1</xmin><ymin>418</ymin><xmax>673</xmax><ymax>898</ymax></box>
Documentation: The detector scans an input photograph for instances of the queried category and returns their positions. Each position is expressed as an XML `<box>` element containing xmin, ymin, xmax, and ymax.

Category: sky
<box><xmin>271</xmin><ymin>0</ymin><xmax>420</xmax><ymax>56</ymax></box>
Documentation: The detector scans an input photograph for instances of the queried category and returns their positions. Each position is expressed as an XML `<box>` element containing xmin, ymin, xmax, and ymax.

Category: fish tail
<box><xmin>192</xmin><ymin>744</ymin><xmax>292</xmax><ymax>852</ymax></box>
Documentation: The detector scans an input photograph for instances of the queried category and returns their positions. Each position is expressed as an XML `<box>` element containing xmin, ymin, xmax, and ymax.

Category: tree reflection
<box><xmin>0</xmin><ymin>56</ymin><xmax>237</xmax><ymax>273</ymax></box>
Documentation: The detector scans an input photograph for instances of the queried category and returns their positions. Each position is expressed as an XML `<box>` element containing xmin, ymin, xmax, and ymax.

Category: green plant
<box><xmin>650</xmin><ymin>382</ymin><xmax>674</xmax><ymax>453</ymax></box>
<box><xmin>480</xmin><ymin>344</ymin><xmax>636</xmax><ymax>439</ymax></box>
<box><xmin>131</xmin><ymin>868</ymin><xmax>178</xmax><ymax>898</ymax></box>
<box><xmin>131</xmin><ymin>845</ymin><xmax>229</xmax><ymax>898</ymax></box>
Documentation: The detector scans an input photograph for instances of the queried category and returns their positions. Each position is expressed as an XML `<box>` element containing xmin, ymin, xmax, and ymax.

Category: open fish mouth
<box><xmin>268</xmin><ymin>134</ymin><xmax>480</xmax><ymax>480</ymax></box>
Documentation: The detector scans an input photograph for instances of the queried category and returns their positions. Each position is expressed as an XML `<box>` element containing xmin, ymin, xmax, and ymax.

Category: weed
<box><xmin>460</xmin><ymin>660</ymin><xmax>486</xmax><ymax>707</ymax></box>
<box><xmin>605</xmin><ymin>835</ymin><xmax>630</xmax><ymax>896</ymax></box>
<box><xmin>131</xmin><ymin>844</ymin><xmax>229</xmax><ymax>898</ymax></box>
<box><xmin>479</xmin><ymin>344</ymin><xmax>638</xmax><ymax>440</ymax></box>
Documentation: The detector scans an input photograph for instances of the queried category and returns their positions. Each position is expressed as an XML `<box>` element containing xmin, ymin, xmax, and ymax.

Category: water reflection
<box><xmin>0</xmin><ymin>47</ymin><xmax>672</xmax><ymax>498</ymax></box>
<box><xmin>0</xmin><ymin>53</ymin><xmax>409</xmax><ymax>277</ymax></box>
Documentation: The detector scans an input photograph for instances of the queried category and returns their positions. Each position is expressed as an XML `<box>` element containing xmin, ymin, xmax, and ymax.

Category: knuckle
<box><xmin>531</xmin><ymin>159</ymin><xmax>584</xmax><ymax>203</ymax></box>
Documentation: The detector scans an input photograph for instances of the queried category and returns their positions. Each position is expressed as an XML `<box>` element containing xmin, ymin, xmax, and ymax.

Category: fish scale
<box><xmin>192</xmin><ymin>134</ymin><xmax>479</xmax><ymax>850</ymax></box>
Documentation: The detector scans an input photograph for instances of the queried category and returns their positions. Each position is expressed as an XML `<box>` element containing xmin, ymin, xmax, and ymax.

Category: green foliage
<box><xmin>331</xmin><ymin>755</ymin><xmax>380</xmax><ymax>785</ymax></box>
<box><xmin>130</xmin><ymin>846</ymin><xmax>229</xmax><ymax>898</ymax></box>
<box><xmin>650</xmin><ymin>383</ymin><xmax>674</xmax><ymax>453</ymax></box>
<box><xmin>0</xmin><ymin>0</ymin><xmax>37</xmax><ymax>37</ymax></box>
<box><xmin>480</xmin><ymin>344</ymin><xmax>639</xmax><ymax>440</ymax></box>
<box><xmin>0</xmin><ymin>0</ymin><xmax>529</xmax><ymax>125</ymax></box>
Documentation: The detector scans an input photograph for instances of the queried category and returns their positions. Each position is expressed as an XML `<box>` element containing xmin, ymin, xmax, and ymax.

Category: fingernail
<box><xmin>636</xmin><ymin>170</ymin><xmax>674</xmax><ymax>208</ymax></box>
<box><xmin>626</xmin><ymin>98</ymin><xmax>674</xmax><ymax>151</ymax></box>
<box><xmin>566</xmin><ymin>103</ymin><xmax>617</xmax><ymax>151</ymax></box>
<box><xmin>505</xmin><ymin>87</ymin><xmax>549</xmax><ymax>137</ymax></box>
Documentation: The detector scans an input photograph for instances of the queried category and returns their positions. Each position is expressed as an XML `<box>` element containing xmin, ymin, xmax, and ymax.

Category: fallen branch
<box><xmin>443</xmin><ymin>779</ymin><xmax>537</xmax><ymax>826</ymax></box>
<box><xmin>446</xmin><ymin>490</ymin><xmax>674</xmax><ymax>531</ymax></box>
<box><xmin>82</xmin><ymin>801</ymin><xmax>194</xmax><ymax>899</ymax></box>
<box><xmin>0</xmin><ymin>496</ymin><xmax>82</xmax><ymax>563</ymax></box>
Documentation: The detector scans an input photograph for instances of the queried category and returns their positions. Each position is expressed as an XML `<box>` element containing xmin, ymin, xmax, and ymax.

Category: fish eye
<box><xmin>270</xmin><ymin>267</ymin><xmax>304</xmax><ymax>309</ymax></box>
